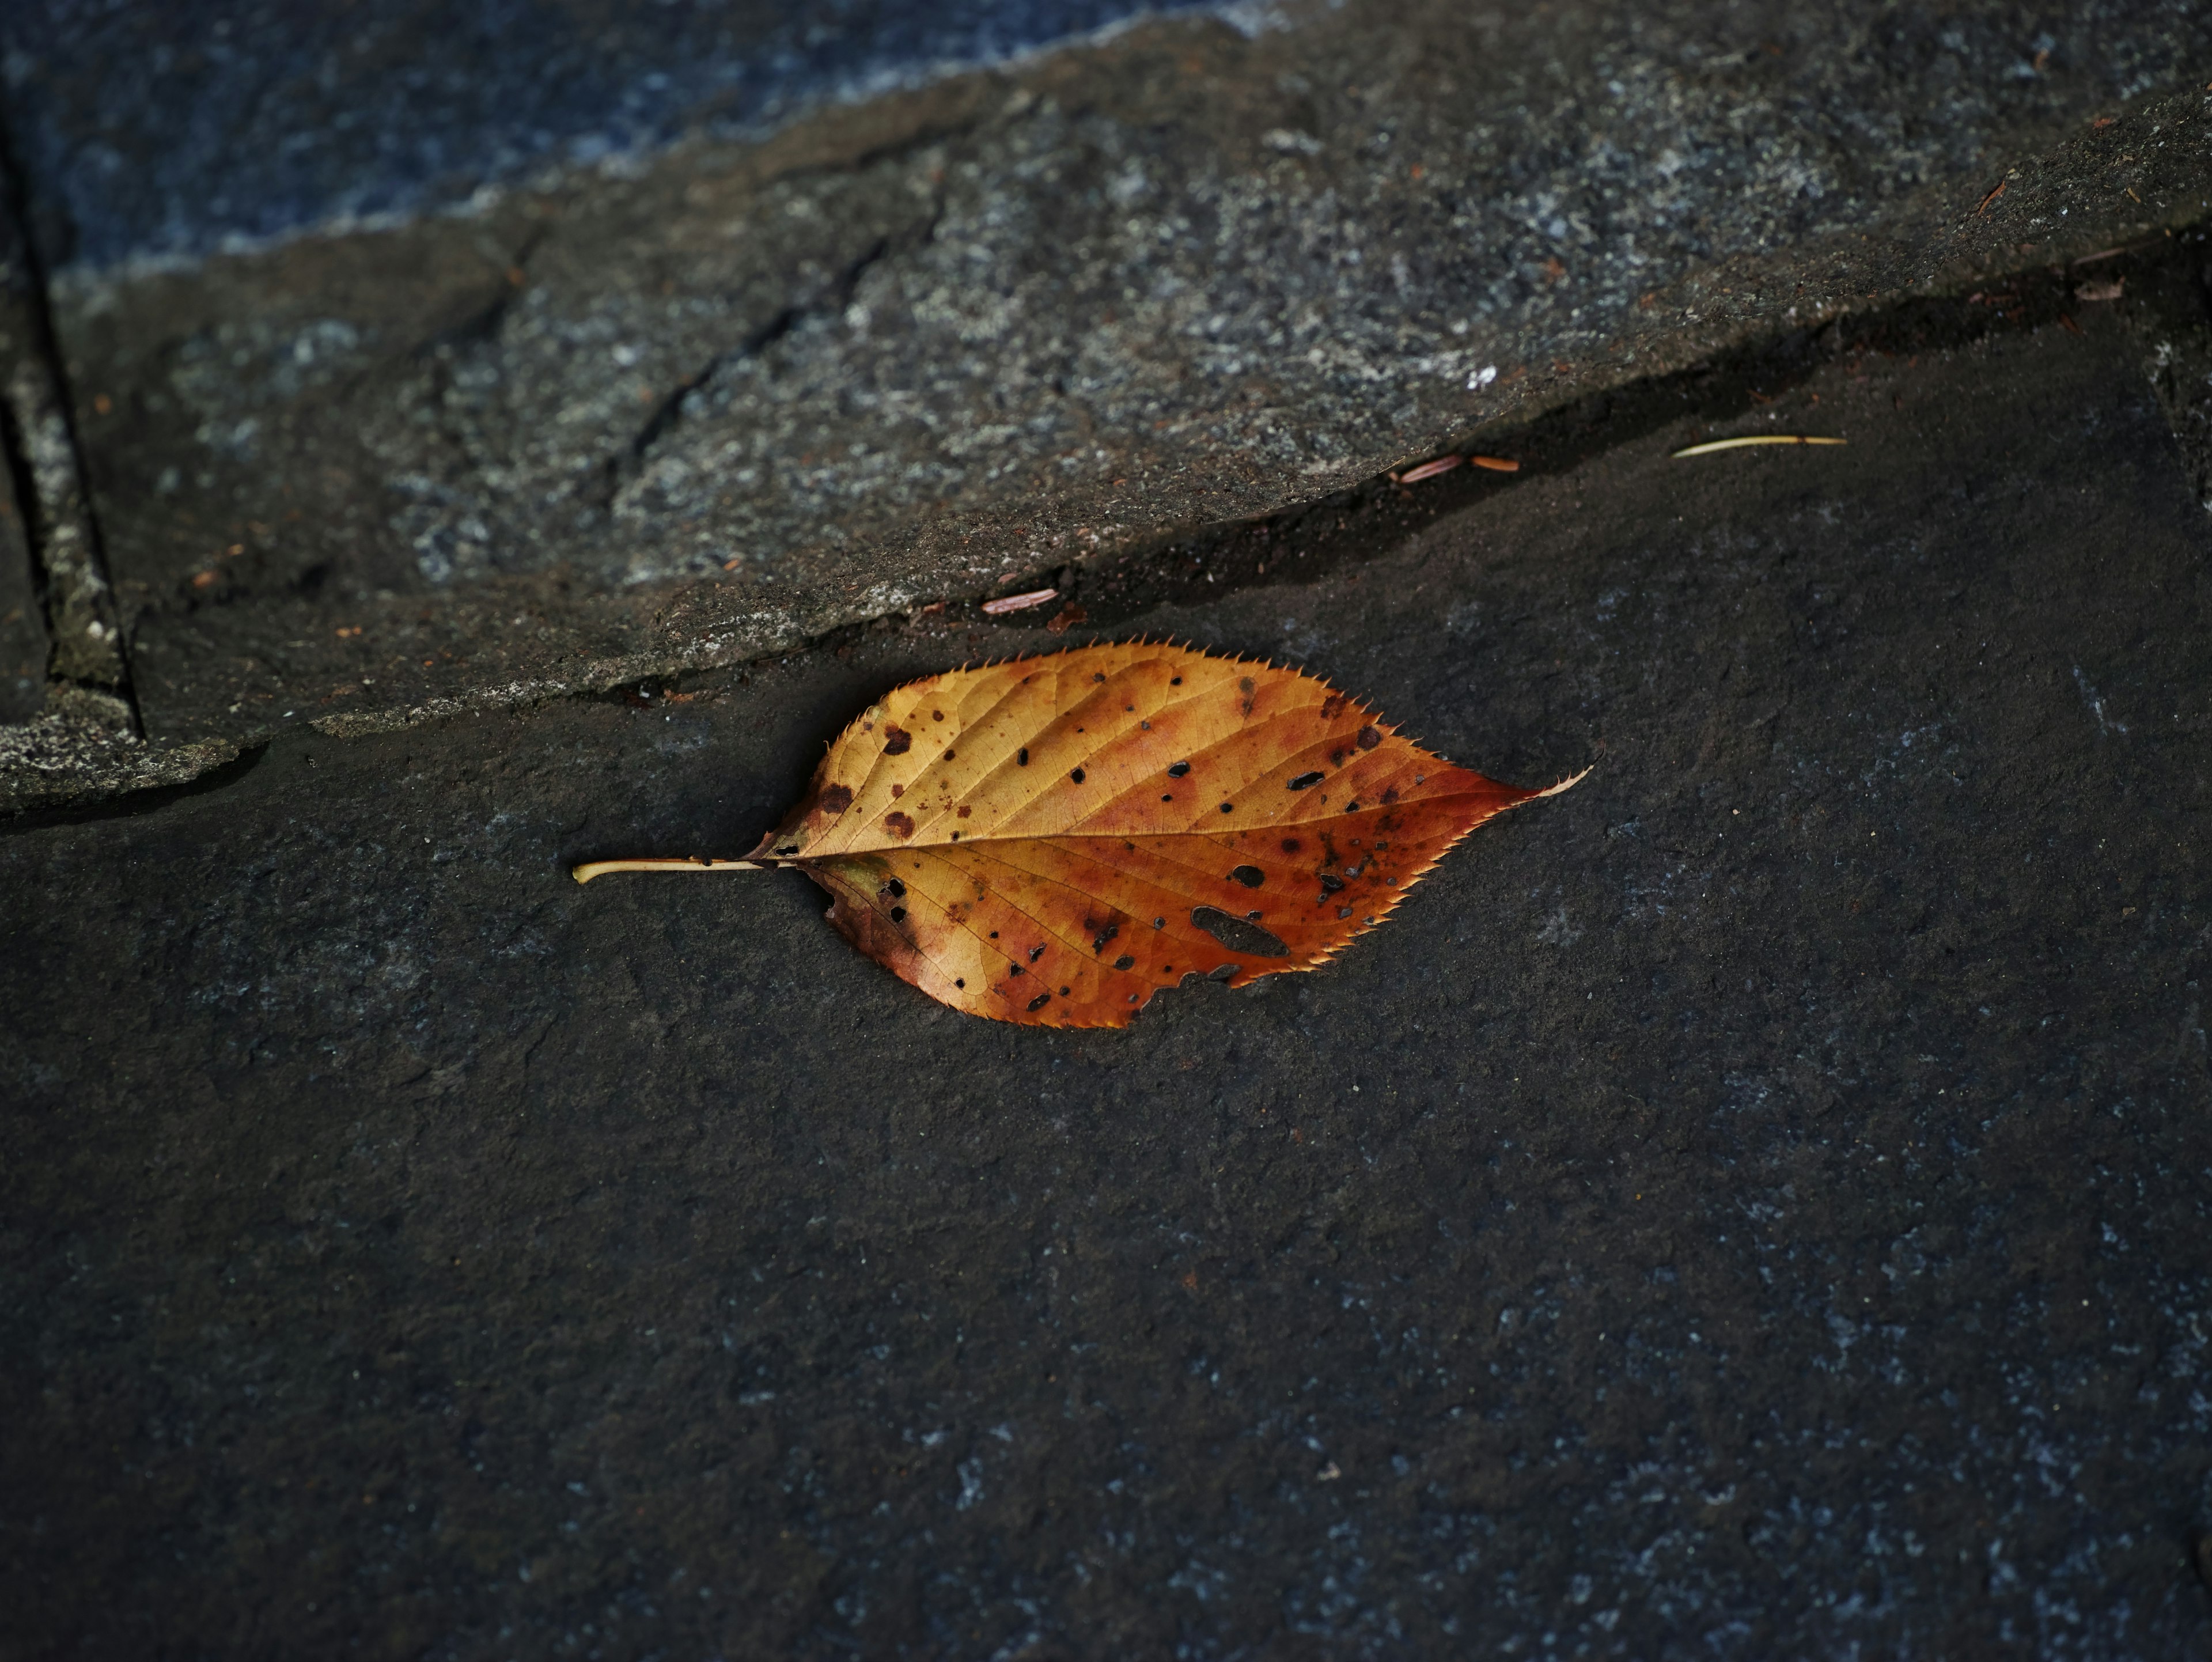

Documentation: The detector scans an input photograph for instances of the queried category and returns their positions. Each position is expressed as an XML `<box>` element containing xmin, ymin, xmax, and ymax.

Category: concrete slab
<box><xmin>5</xmin><ymin>305</ymin><xmax>2208</xmax><ymax>1655</ymax></box>
<box><xmin>17</xmin><ymin>1</ymin><xmax>2211</xmax><ymax>758</ymax></box>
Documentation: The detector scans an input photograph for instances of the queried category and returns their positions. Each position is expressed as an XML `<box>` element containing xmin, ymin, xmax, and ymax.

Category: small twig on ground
<box><xmin>1672</xmin><ymin>436</ymin><xmax>1846</xmax><ymax>458</ymax></box>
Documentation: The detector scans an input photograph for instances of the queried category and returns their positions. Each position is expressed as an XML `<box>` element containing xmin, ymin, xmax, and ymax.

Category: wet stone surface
<box><xmin>11</xmin><ymin>1</ymin><xmax>2210</xmax><ymax>750</ymax></box>
<box><xmin>5</xmin><ymin>305</ymin><xmax>2210</xmax><ymax>1656</ymax></box>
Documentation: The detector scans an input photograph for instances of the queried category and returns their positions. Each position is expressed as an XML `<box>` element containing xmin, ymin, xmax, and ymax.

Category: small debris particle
<box><xmin>1469</xmin><ymin>455</ymin><xmax>1520</xmax><ymax>472</ymax></box>
<box><xmin>1046</xmin><ymin>604</ymin><xmax>1088</xmax><ymax>634</ymax></box>
<box><xmin>1976</xmin><ymin>179</ymin><xmax>2007</xmax><ymax>215</ymax></box>
<box><xmin>1671</xmin><ymin>434</ymin><xmax>1846</xmax><ymax>457</ymax></box>
<box><xmin>982</xmin><ymin>588</ymin><xmax>1058</xmax><ymax>615</ymax></box>
<box><xmin>1392</xmin><ymin>454</ymin><xmax>1460</xmax><ymax>484</ymax></box>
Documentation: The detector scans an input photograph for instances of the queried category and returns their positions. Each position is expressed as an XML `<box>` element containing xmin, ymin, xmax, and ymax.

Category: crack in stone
<box><xmin>0</xmin><ymin>117</ymin><xmax>140</xmax><ymax>735</ymax></box>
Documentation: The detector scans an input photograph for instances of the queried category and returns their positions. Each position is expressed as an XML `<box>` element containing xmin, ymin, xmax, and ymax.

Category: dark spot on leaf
<box><xmin>884</xmin><ymin>811</ymin><xmax>916</xmax><ymax>839</ymax></box>
<box><xmin>1017</xmin><ymin>748</ymin><xmax>1029</xmax><ymax>766</ymax></box>
<box><xmin>1170</xmin><ymin>676</ymin><xmax>1182</xmax><ymax>685</ymax></box>
<box><xmin>1230</xmin><ymin>865</ymin><xmax>1264</xmax><ymax>888</ymax></box>
<box><xmin>1059</xmin><ymin>986</ymin><xmax>1070</xmax><ymax>996</ymax></box>
<box><xmin>1153</xmin><ymin>918</ymin><xmax>1165</xmax><ymax>929</ymax></box>
<box><xmin>955</xmin><ymin>978</ymin><xmax>964</xmax><ymax>988</ymax></box>
<box><xmin>944</xmin><ymin>748</ymin><xmax>956</xmax><ymax>760</ymax></box>
<box><xmin>882</xmin><ymin>726</ymin><xmax>911</xmax><ymax>755</ymax></box>
<box><xmin>1028</xmin><ymin>993</ymin><xmax>1051</xmax><ymax>1012</ymax></box>
<box><xmin>1357</xmin><ymin>725</ymin><xmax>1381</xmax><ymax>750</ymax></box>
<box><xmin>1071</xmin><ymin>767</ymin><xmax>1086</xmax><ymax>783</ymax></box>
<box><xmin>1220</xmin><ymin>802</ymin><xmax>1234</xmax><ymax>814</ymax></box>
<box><xmin>1162</xmin><ymin>794</ymin><xmax>1173</xmax><ymax>802</ymax></box>
<box><xmin>1191</xmin><ymin>907</ymin><xmax>1290</xmax><ymax>957</ymax></box>
<box><xmin>1091</xmin><ymin>921</ymin><xmax>1120</xmax><ymax>955</ymax></box>
<box><xmin>1320</xmin><ymin>692</ymin><xmax>1346</xmax><ymax>719</ymax></box>
<box><xmin>1167</xmin><ymin>760</ymin><xmax>1191</xmax><ymax>777</ymax></box>
<box><xmin>891</xmin><ymin>782</ymin><xmax>904</xmax><ymax>798</ymax></box>
<box><xmin>818</xmin><ymin>784</ymin><xmax>853</xmax><ymax>814</ymax></box>
<box><xmin>1382</xmin><ymin>786</ymin><xmax>1399</xmax><ymax>804</ymax></box>
<box><xmin>932</xmin><ymin>710</ymin><xmax>944</xmax><ymax>721</ymax></box>
<box><xmin>1113</xmin><ymin>955</ymin><xmax>1135</xmax><ymax>971</ymax></box>
<box><xmin>1347</xmin><ymin>800</ymin><xmax>1361</xmax><ymax>813</ymax></box>
<box><xmin>890</xmin><ymin>907</ymin><xmax>907</xmax><ymax>922</ymax></box>
<box><xmin>1009</xmin><ymin>963</ymin><xmax>1024</xmax><ymax>976</ymax></box>
<box><xmin>1093</xmin><ymin>672</ymin><xmax>1106</xmax><ymax>682</ymax></box>
<box><xmin>1281</xmin><ymin>838</ymin><xmax>1302</xmax><ymax>853</ymax></box>
<box><xmin>1287</xmin><ymin>771</ymin><xmax>1323</xmax><ymax>791</ymax></box>
<box><xmin>990</xmin><ymin>930</ymin><xmax>999</xmax><ymax>938</ymax></box>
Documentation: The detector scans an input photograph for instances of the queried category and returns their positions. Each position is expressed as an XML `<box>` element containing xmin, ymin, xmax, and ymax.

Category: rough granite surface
<box><xmin>5</xmin><ymin>307</ymin><xmax>2209</xmax><ymax>1658</ymax></box>
<box><xmin>7</xmin><ymin>1</ymin><xmax>2209</xmax><ymax>755</ymax></box>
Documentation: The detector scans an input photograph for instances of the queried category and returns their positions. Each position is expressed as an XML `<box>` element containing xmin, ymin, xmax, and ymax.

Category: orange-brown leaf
<box><xmin>745</xmin><ymin>642</ymin><xmax>1579</xmax><ymax>1028</ymax></box>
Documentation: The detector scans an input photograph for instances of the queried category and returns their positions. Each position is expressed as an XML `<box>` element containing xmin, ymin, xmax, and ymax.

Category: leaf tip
<box><xmin>1532</xmin><ymin>764</ymin><xmax>1595</xmax><ymax>800</ymax></box>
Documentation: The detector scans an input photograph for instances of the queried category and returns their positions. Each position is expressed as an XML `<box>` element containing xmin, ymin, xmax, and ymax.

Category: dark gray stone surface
<box><xmin>5</xmin><ymin>306</ymin><xmax>2209</xmax><ymax>1657</ymax></box>
<box><xmin>22</xmin><ymin>2</ymin><xmax>2212</xmax><ymax>756</ymax></box>
<box><xmin>0</xmin><ymin>0</ymin><xmax>1219</xmax><ymax>270</ymax></box>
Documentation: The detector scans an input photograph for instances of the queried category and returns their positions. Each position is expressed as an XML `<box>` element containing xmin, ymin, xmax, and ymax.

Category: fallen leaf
<box><xmin>574</xmin><ymin>642</ymin><xmax>1582</xmax><ymax>1027</ymax></box>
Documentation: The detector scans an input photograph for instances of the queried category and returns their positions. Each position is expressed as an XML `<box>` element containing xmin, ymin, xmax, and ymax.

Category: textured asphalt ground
<box><xmin>5</xmin><ymin>308</ymin><xmax>2211</xmax><ymax>1657</ymax></box>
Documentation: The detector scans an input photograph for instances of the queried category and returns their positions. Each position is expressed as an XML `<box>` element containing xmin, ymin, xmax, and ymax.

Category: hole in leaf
<box><xmin>1191</xmin><ymin>907</ymin><xmax>1289</xmax><ymax>957</ymax></box>
<box><xmin>1167</xmin><ymin>761</ymin><xmax>1191</xmax><ymax>777</ymax></box>
<box><xmin>1071</xmin><ymin>767</ymin><xmax>1086</xmax><ymax>783</ymax></box>
<box><xmin>1230</xmin><ymin>865</ymin><xmax>1264</xmax><ymax>888</ymax></box>
<box><xmin>1028</xmin><ymin>993</ymin><xmax>1051</xmax><ymax>1012</ymax></box>
<box><xmin>1286</xmin><ymin>771</ymin><xmax>1323</xmax><ymax>790</ymax></box>
<box><xmin>890</xmin><ymin>907</ymin><xmax>907</xmax><ymax>922</ymax></box>
<box><xmin>1017</xmin><ymin>748</ymin><xmax>1029</xmax><ymax>766</ymax></box>
<box><xmin>1113</xmin><ymin>955</ymin><xmax>1135</xmax><ymax>971</ymax></box>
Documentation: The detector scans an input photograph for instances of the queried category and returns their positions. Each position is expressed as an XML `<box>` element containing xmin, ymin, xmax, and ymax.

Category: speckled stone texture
<box><xmin>4</xmin><ymin>301</ymin><xmax>2208</xmax><ymax>1657</ymax></box>
<box><xmin>7</xmin><ymin>1</ymin><xmax>2209</xmax><ymax>753</ymax></box>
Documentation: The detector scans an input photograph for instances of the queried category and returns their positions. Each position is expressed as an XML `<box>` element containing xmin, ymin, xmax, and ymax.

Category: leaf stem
<box><xmin>571</xmin><ymin>856</ymin><xmax>775</xmax><ymax>884</ymax></box>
